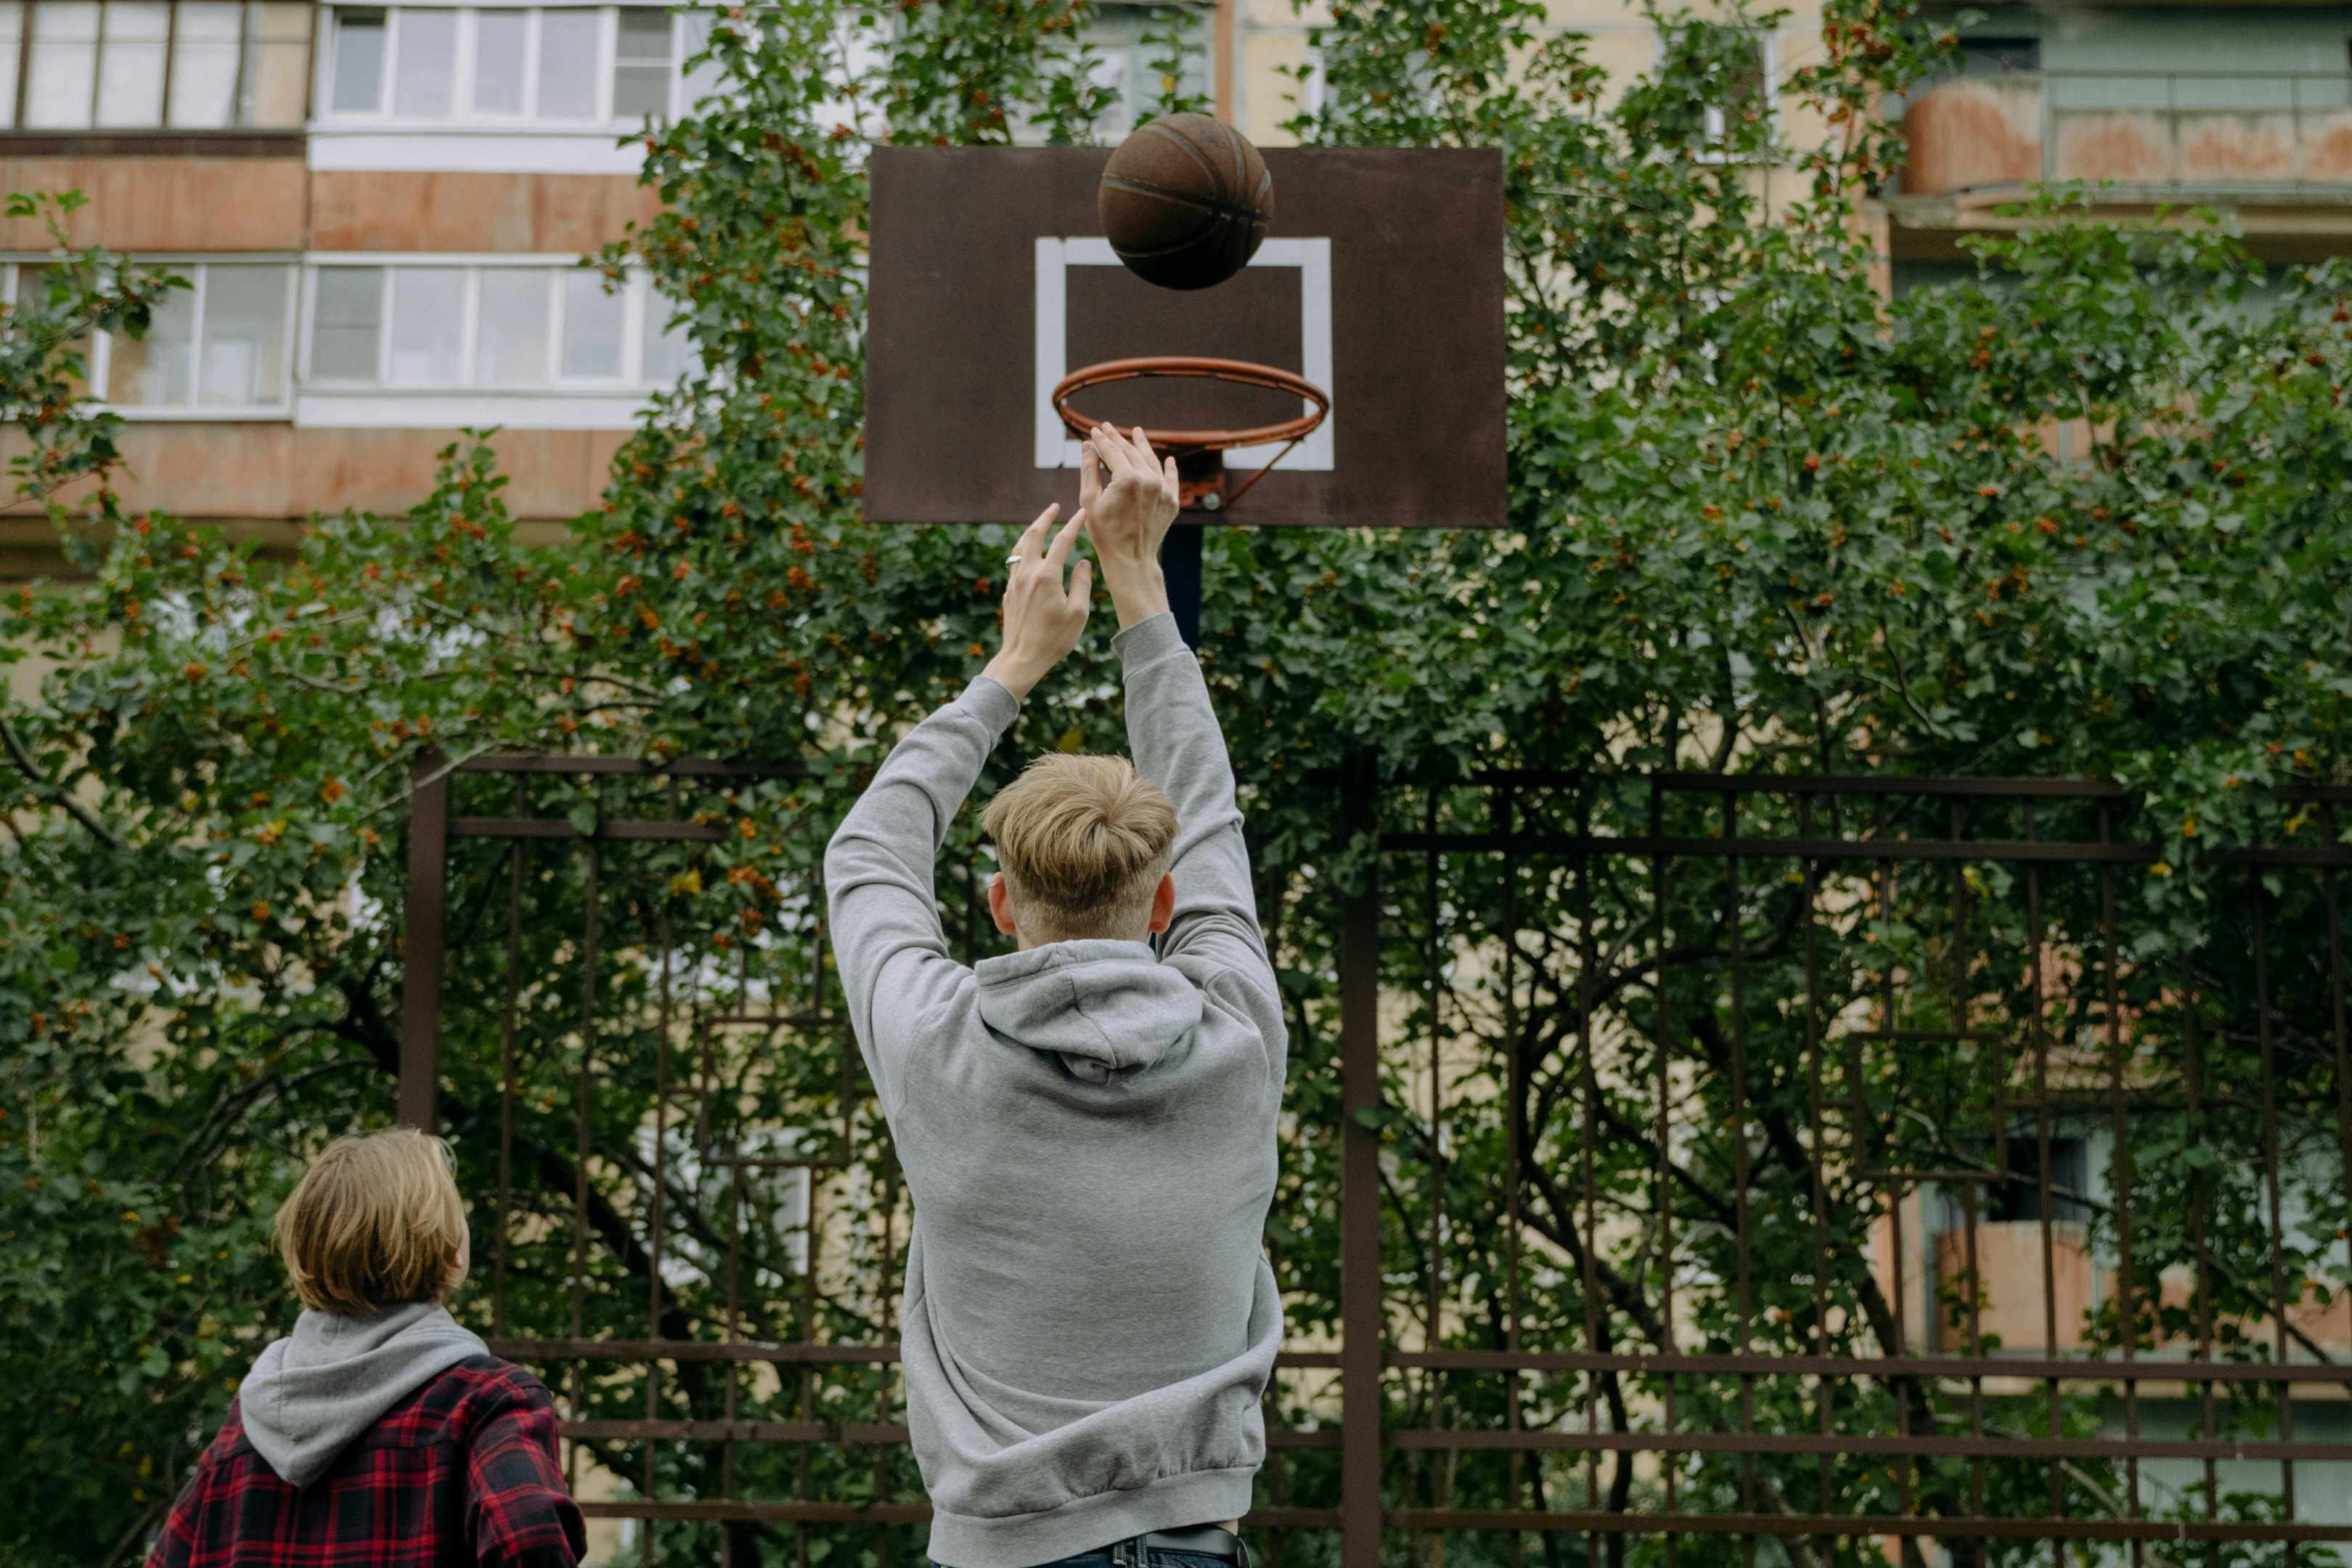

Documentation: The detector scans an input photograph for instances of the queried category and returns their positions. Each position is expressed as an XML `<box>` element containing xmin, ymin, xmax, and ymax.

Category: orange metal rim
<box><xmin>1051</xmin><ymin>355</ymin><xmax>1331</xmax><ymax>455</ymax></box>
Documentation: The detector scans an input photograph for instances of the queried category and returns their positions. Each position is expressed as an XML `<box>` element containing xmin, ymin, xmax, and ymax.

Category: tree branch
<box><xmin>0</xmin><ymin>715</ymin><xmax>122</xmax><ymax>849</ymax></box>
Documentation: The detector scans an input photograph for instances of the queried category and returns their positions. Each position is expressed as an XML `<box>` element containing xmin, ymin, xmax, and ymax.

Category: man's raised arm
<box><xmin>824</xmin><ymin>504</ymin><xmax>1093</xmax><ymax>1108</ymax></box>
<box><xmin>1080</xmin><ymin>425</ymin><xmax>1275</xmax><ymax>993</ymax></box>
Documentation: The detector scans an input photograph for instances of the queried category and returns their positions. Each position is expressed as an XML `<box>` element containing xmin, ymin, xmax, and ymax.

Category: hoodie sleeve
<box><xmin>1114</xmin><ymin>613</ymin><xmax>1278</xmax><ymax>1008</ymax></box>
<box><xmin>824</xmin><ymin>676</ymin><xmax>1019</xmax><ymax>1113</ymax></box>
<box><xmin>464</xmin><ymin>1371</ymin><xmax>587</xmax><ymax>1567</ymax></box>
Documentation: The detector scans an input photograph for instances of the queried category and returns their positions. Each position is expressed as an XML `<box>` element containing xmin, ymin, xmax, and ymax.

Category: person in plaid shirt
<box><xmin>147</xmin><ymin>1128</ymin><xmax>585</xmax><ymax>1568</ymax></box>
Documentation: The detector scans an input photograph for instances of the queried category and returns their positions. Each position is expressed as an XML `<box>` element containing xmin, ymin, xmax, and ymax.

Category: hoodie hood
<box><xmin>973</xmin><ymin>939</ymin><xmax>1205</xmax><ymax>1085</ymax></box>
<box><xmin>238</xmin><ymin>1302</ymin><xmax>488</xmax><ymax>1487</ymax></box>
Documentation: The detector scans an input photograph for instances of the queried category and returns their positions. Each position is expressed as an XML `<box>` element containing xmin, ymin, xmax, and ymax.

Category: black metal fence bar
<box><xmin>1357</xmin><ymin>768</ymin><xmax>2352</xmax><ymax>1564</ymax></box>
<box><xmin>402</xmin><ymin>761</ymin><xmax>2352</xmax><ymax>1567</ymax></box>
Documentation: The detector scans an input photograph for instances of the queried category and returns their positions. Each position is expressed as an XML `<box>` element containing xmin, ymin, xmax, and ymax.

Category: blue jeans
<box><xmin>939</xmin><ymin>1537</ymin><xmax>1245</xmax><ymax>1568</ymax></box>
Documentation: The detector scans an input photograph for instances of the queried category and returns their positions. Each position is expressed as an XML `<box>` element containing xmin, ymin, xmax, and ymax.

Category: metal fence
<box><xmin>400</xmin><ymin>756</ymin><xmax>2352</xmax><ymax>1568</ymax></box>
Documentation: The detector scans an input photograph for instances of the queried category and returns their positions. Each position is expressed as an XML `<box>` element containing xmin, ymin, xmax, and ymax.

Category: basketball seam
<box><xmin>1099</xmin><ymin>173</ymin><xmax>1260</xmax><ymax>227</ymax></box>
<box><xmin>1138</xmin><ymin>118</ymin><xmax>1228</xmax><ymax>204</ymax></box>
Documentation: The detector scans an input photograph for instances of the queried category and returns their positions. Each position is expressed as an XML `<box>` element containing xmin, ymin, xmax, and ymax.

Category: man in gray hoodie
<box><xmin>825</xmin><ymin>423</ymin><xmax>1285</xmax><ymax>1568</ymax></box>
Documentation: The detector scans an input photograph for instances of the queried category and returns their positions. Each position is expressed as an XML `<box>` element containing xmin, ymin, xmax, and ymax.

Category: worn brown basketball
<box><xmin>1099</xmin><ymin>114</ymin><xmax>1274</xmax><ymax>292</ymax></box>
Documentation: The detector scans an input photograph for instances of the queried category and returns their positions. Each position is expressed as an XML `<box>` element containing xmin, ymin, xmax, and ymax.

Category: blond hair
<box><xmin>274</xmin><ymin>1127</ymin><xmax>469</xmax><ymax>1315</ymax></box>
<box><xmin>981</xmin><ymin>754</ymin><xmax>1177</xmax><ymax>941</ymax></box>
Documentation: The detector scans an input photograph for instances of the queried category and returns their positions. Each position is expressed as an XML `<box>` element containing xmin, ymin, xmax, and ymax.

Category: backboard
<box><xmin>865</xmin><ymin>144</ymin><xmax>1506</xmax><ymax>529</ymax></box>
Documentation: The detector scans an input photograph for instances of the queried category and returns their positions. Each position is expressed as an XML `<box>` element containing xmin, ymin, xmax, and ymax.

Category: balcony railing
<box><xmin>1903</xmin><ymin>70</ymin><xmax>2352</xmax><ymax>197</ymax></box>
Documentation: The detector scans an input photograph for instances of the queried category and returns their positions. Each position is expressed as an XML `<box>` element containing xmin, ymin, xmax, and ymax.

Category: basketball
<box><xmin>1098</xmin><ymin>114</ymin><xmax>1275</xmax><ymax>292</ymax></box>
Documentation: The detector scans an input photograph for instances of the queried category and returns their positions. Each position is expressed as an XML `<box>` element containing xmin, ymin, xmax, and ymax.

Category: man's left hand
<box><xmin>981</xmin><ymin>503</ymin><xmax>1093</xmax><ymax>699</ymax></box>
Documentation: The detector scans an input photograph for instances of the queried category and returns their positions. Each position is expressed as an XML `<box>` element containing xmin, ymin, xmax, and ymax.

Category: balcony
<box><xmin>1903</xmin><ymin>71</ymin><xmax>2352</xmax><ymax>200</ymax></box>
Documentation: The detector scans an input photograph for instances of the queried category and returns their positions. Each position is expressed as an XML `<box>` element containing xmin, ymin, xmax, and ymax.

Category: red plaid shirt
<box><xmin>147</xmin><ymin>1355</ymin><xmax>586</xmax><ymax>1568</ymax></box>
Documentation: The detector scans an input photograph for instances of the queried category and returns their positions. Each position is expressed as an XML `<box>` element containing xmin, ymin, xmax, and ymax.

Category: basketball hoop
<box><xmin>1052</xmin><ymin>356</ymin><xmax>1331</xmax><ymax>513</ymax></box>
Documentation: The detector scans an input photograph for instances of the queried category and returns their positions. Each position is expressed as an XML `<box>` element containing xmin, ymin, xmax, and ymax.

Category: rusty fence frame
<box><xmin>401</xmin><ymin>757</ymin><xmax>2352</xmax><ymax>1567</ymax></box>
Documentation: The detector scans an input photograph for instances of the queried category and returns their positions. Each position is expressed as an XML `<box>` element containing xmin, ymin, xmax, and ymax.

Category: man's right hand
<box><xmin>1079</xmin><ymin>424</ymin><xmax>1180</xmax><ymax>629</ymax></box>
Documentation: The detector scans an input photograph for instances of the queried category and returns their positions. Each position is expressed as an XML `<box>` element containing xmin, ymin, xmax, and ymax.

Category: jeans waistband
<box><xmin>1105</xmin><ymin>1527</ymin><xmax>1247</xmax><ymax>1568</ymax></box>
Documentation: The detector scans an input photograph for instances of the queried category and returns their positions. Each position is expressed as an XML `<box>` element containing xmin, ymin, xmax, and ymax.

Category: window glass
<box><xmin>611</xmin><ymin>7</ymin><xmax>669</xmax><ymax>118</ymax></box>
<box><xmin>536</xmin><ymin>8</ymin><xmax>597</xmax><ymax>118</ymax></box>
<box><xmin>559</xmin><ymin>271</ymin><xmax>624</xmax><ymax>378</ymax></box>
<box><xmin>676</xmin><ymin>9</ymin><xmax>716</xmax><ymax>113</ymax></box>
<box><xmin>1693</xmin><ymin>27</ymin><xmax>1771</xmax><ymax>154</ymax></box>
<box><xmin>311</xmin><ymin>267</ymin><xmax>383</xmax><ymax>380</ymax></box>
<box><xmin>240</xmin><ymin>1</ymin><xmax>310</xmax><ymax>124</ymax></box>
<box><xmin>26</xmin><ymin>1</ymin><xmax>102</xmax><ymax>128</ymax></box>
<box><xmin>471</xmin><ymin>7</ymin><xmax>524</xmax><ymax>113</ymax></box>
<box><xmin>330</xmin><ymin>7</ymin><xmax>385</xmax><ymax>111</ymax></box>
<box><xmin>1958</xmin><ymin>38</ymin><xmax>2039</xmax><ymax>75</ymax></box>
<box><xmin>167</xmin><ymin>1</ymin><xmax>241</xmax><ymax>126</ymax></box>
<box><xmin>388</xmin><ymin>267</ymin><xmax>465</xmax><ymax>383</ymax></box>
<box><xmin>0</xmin><ymin>4</ymin><xmax>26</xmax><ymax>128</ymax></box>
<box><xmin>12</xmin><ymin>265</ymin><xmax>95</xmax><ymax>398</ymax></box>
<box><xmin>94</xmin><ymin>0</ymin><xmax>168</xmax><ymax>125</ymax></box>
<box><xmin>392</xmin><ymin>5</ymin><xmax>454</xmax><ymax>115</ymax></box>
<box><xmin>640</xmin><ymin>284</ymin><xmax>690</xmax><ymax>385</ymax></box>
<box><xmin>109</xmin><ymin>275</ymin><xmax>196</xmax><ymax>408</ymax></box>
<box><xmin>197</xmin><ymin>265</ymin><xmax>287</xmax><ymax>406</ymax></box>
<box><xmin>475</xmin><ymin>269</ymin><xmax>551</xmax><ymax>383</ymax></box>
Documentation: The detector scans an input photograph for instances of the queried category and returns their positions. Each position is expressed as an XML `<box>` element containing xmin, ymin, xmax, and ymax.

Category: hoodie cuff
<box><xmin>1111</xmin><ymin>612</ymin><xmax>1186</xmax><ymax>664</ymax></box>
<box><xmin>960</xmin><ymin>674</ymin><xmax>1023</xmax><ymax>738</ymax></box>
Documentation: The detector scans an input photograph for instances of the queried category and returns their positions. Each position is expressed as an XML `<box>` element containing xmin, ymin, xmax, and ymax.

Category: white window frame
<box><xmin>0</xmin><ymin>255</ymin><xmax>301</xmax><ymax>420</ymax></box>
<box><xmin>1652</xmin><ymin>22</ymin><xmax>1780</xmax><ymax>164</ymax></box>
<box><xmin>291</xmin><ymin>254</ymin><xmax>684</xmax><ymax>430</ymax></box>
<box><xmin>299</xmin><ymin>256</ymin><xmax>667</xmax><ymax>388</ymax></box>
<box><xmin>462</xmin><ymin>4</ymin><xmax>534</xmax><ymax>118</ymax></box>
<box><xmin>1058</xmin><ymin>4</ymin><xmax>1212</xmax><ymax>143</ymax></box>
<box><xmin>319</xmin><ymin>3</ymin><xmax>387</xmax><ymax>113</ymax></box>
<box><xmin>316</xmin><ymin>1</ymin><xmax>700</xmax><ymax>128</ymax></box>
<box><xmin>670</xmin><ymin>9</ymin><xmax>714</xmax><ymax>119</ymax></box>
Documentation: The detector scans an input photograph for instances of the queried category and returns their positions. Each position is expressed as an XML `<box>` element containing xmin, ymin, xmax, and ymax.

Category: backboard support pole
<box><xmin>1161</xmin><ymin>521</ymin><xmax>1204</xmax><ymax>649</ymax></box>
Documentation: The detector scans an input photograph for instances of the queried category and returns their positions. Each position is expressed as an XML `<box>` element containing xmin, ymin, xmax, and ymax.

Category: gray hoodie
<box><xmin>237</xmin><ymin>1302</ymin><xmax>490</xmax><ymax>1486</ymax></box>
<box><xmin>825</xmin><ymin>613</ymin><xmax>1286</xmax><ymax>1568</ymax></box>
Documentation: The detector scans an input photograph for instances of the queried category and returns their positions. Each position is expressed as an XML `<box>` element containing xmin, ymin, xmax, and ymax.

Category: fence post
<box><xmin>398</xmin><ymin>748</ymin><xmax>452</xmax><ymax>1130</ymax></box>
<box><xmin>1339</xmin><ymin>762</ymin><xmax>1382</xmax><ymax>1568</ymax></box>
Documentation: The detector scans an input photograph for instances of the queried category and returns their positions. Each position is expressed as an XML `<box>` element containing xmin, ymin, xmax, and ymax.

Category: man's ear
<box><xmin>1146</xmin><ymin>872</ymin><xmax>1176</xmax><ymax>935</ymax></box>
<box><xmin>987</xmin><ymin>872</ymin><xmax>1020</xmax><ymax>936</ymax></box>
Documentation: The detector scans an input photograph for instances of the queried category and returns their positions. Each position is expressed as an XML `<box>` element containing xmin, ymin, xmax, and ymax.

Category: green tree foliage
<box><xmin>5</xmin><ymin>1</ymin><xmax>2352</xmax><ymax>1564</ymax></box>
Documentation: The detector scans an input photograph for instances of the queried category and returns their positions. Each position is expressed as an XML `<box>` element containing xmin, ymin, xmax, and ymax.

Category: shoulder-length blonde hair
<box><xmin>273</xmin><ymin>1127</ymin><xmax>469</xmax><ymax>1315</ymax></box>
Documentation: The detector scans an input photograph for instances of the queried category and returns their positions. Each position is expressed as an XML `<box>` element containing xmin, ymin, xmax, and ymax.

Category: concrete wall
<box><xmin>0</xmin><ymin>149</ymin><xmax>655</xmax><ymax>540</ymax></box>
<box><xmin>0</xmin><ymin>423</ymin><xmax>625</xmax><ymax>523</ymax></box>
<box><xmin>101</xmin><ymin>425</ymin><xmax>629</xmax><ymax>520</ymax></box>
<box><xmin>309</xmin><ymin>171</ymin><xmax>663</xmax><ymax>253</ymax></box>
<box><xmin>1229</xmin><ymin>0</ymin><xmax>1830</xmax><ymax>148</ymax></box>
<box><xmin>1907</xmin><ymin>78</ymin><xmax>2352</xmax><ymax>195</ymax></box>
<box><xmin>0</xmin><ymin>155</ymin><xmax>309</xmax><ymax>250</ymax></box>
<box><xmin>1935</xmin><ymin>1221</ymin><xmax>2352</xmax><ymax>1356</ymax></box>
<box><xmin>1905</xmin><ymin>76</ymin><xmax>2043</xmax><ymax>194</ymax></box>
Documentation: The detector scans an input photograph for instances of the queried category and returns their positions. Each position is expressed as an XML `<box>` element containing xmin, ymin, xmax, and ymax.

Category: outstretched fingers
<box><xmin>1045</xmin><ymin>506</ymin><xmax>1086</xmax><ymax>577</ymax></box>
<box><xmin>1013</xmin><ymin>503</ymin><xmax>1058</xmax><ymax>569</ymax></box>
<box><xmin>1087</xmin><ymin>425</ymin><xmax>1124</xmax><ymax>483</ymax></box>
<box><xmin>1094</xmin><ymin>423</ymin><xmax>1151</xmax><ymax>482</ymax></box>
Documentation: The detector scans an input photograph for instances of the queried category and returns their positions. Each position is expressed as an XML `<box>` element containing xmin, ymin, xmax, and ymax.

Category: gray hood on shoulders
<box><xmin>973</xmin><ymin>939</ymin><xmax>1204</xmax><ymax>1085</ymax></box>
<box><xmin>238</xmin><ymin>1302</ymin><xmax>489</xmax><ymax>1487</ymax></box>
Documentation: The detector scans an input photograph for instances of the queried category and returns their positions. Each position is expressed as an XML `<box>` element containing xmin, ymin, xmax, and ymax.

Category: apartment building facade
<box><xmin>1</xmin><ymin>1</ymin><xmax>2342</xmax><ymax>550</ymax></box>
<box><xmin>0</xmin><ymin>0</ymin><xmax>738</xmax><ymax>571</ymax></box>
<box><xmin>1894</xmin><ymin>4</ymin><xmax>2352</xmax><ymax>283</ymax></box>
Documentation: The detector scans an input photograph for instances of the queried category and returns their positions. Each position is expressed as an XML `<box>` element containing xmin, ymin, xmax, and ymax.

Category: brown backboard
<box><xmin>865</xmin><ymin>144</ymin><xmax>1505</xmax><ymax>528</ymax></box>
